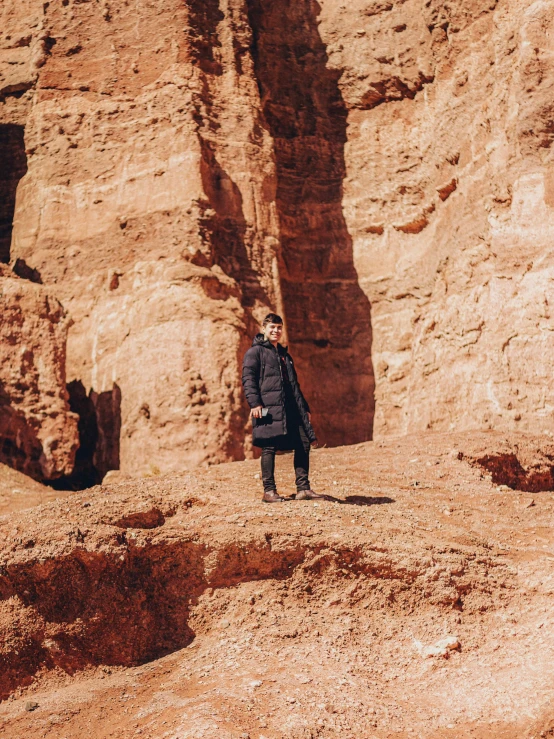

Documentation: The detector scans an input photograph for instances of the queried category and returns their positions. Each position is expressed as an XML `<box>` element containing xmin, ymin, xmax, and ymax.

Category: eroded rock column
<box><xmin>0</xmin><ymin>266</ymin><xmax>78</xmax><ymax>480</ymax></box>
<box><xmin>9</xmin><ymin>0</ymin><xmax>281</xmax><ymax>476</ymax></box>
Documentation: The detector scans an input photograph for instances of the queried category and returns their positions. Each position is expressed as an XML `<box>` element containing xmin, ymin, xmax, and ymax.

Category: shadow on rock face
<box><xmin>246</xmin><ymin>0</ymin><xmax>375</xmax><ymax>448</ymax></box>
<box><xmin>0</xmin><ymin>124</ymin><xmax>28</xmax><ymax>264</ymax></box>
<box><xmin>12</xmin><ymin>258</ymin><xmax>42</xmax><ymax>284</ymax></box>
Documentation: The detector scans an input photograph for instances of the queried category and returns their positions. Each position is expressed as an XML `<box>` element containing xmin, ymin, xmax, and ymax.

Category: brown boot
<box><xmin>262</xmin><ymin>490</ymin><xmax>285</xmax><ymax>503</ymax></box>
<box><xmin>295</xmin><ymin>489</ymin><xmax>325</xmax><ymax>500</ymax></box>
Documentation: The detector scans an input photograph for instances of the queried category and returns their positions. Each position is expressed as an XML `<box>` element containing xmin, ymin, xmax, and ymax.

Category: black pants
<box><xmin>261</xmin><ymin>424</ymin><xmax>311</xmax><ymax>494</ymax></box>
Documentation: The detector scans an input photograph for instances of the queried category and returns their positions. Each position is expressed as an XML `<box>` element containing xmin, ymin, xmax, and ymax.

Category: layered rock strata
<box><xmin>0</xmin><ymin>267</ymin><xmax>78</xmax><ymax>480</ymax></box>
<box><xmin>2</xmin><ymin>0</ymin><xmax>554</xmax><ymax>481</ymax></box>
<box><xmin>4</xmin><ymin>0</ymin><xmax>281</xmax><ymax>476</ymax></box>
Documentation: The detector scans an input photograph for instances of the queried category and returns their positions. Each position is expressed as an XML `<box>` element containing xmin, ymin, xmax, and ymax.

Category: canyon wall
<box><xmin>2</xmin><ymin>0</ymin><xmax>374</xmax><ymax>481</ymax></box>
<box><xmin>3</xmin><ymin>0</ymin><xmax>282</xmax><ymax>478</ymax></box>
<box><xmin>316</xmin><ymin>0</ymin><xmax>554</xmax><ymax>436</ymax></box>
<box><xmin>1</xmin><ymin>0</ymin><xmax>553</xmax><ymax>480</ymax></box>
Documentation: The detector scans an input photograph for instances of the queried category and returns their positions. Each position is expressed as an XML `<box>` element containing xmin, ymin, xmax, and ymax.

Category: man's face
<box><xmin>263</xmin><ymin>322</ymin><xmax>283</xmax><ymax>343</ymax></box>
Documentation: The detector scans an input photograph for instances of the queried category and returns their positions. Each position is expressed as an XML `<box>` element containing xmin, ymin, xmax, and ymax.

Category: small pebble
<box><xmin>436</xmin><ymin>636</ymin><xmax>460</xmax><ymax>651</ymax></box>
<box><xmin>24</xmin><ymin>701</ymin><xmax>39</xmax><ymax>712</ymax></box>
<box><xmin>417</xmin><ymin>635</ymin><xmax>460</xmax><ymax>658</ymax></box>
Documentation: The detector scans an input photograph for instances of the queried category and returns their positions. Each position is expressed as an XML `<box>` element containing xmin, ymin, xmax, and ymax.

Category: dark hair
<box><xmin>262</xmin><ymin>312</ymin><xmax>283</xmax><ymax>326</ymax></box>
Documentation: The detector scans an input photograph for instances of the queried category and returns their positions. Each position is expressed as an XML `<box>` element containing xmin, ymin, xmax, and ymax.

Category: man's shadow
<box><xmin>335</xmin><ymin>495</ymin><xmax>394</xmax><ymax>506</ymax></box>
<box><xmin>287</xmin><ymin>494</ymin><xmax>394</xmax><ymax>506</ymax></box>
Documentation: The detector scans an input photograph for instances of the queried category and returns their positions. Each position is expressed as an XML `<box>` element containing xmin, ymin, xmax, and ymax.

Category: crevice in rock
<box><xmin>0</xmin><ymin>388</ymin><xmax>42</xmax><ymax>477</ymax></box>
<box><xmin>0</xmin><ymin>124</ymin><xmax>27</xmax><ymax>264</ymax></box>
<box><xmin>358</xmin><ymin>71</ymin><xmax>435</xmax><ymax>111</ymax></box>
<box><xmin>50</xmin><ymin>381</ymin><xmax>121</xmax><ymax>490</ymax></box>
<box><xmin>245</xmin><ymin>0</ymin><xmax>375</xmax><ymax>446</ymax></box>
<box><xmin>0</xmin><ymin>83</ymin><xmax>34</xmax><ymax>100</ymax></box>
<box><xmin>11</xmin><ymin>258</ymin><xmax>43</xmax><ymax>284</ymax></box>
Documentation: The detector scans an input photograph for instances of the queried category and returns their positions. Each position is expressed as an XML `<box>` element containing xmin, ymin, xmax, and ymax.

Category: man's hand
<box><xmin>251</xmin><ymin>405</ymin><xmax>264</xmax><ymax>419</ymax></box>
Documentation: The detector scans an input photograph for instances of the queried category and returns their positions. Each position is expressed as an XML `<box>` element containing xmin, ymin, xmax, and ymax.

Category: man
<box><xmin>242</xmin><ymin>313</ymin><xmax>324</xmax><ymax>503</ymax></box>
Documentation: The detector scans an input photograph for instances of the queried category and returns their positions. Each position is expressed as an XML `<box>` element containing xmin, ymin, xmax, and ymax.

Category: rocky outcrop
<box><xmin>2</xmin><ymin>0</ymin><xmax>554</xmax><ymax>480</ymax></box>
<box><xmin>0</xmin><ymin>267</ymin><xmax>78</xmax><ymax>480</ymax></box>
<box><xmin>5</xmin><ymin>0</ymin><xmax>281</xmax><ymax>476</ymax></box>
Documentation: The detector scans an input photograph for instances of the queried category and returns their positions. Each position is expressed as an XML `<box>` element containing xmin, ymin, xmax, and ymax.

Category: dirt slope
<box><xmin>1</xmin><ymin>431</ymin><xmax>554</xmax><ymax>737</ymax></box>
<box><xmin>0</xmin><ymin>464</ymin><xmax>69</xmax><ymax>517</ymax></box>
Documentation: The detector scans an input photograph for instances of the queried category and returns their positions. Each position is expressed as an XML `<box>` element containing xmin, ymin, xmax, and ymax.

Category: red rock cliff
<box><xmin>1</xmin><ymin>0</ymin><xmax>553</xmax><ymax>479</ymax></box>
<box><xmin>322</xmin><ymin>0</ymin><xmax>554</xmax><ymax>436</ymax></box>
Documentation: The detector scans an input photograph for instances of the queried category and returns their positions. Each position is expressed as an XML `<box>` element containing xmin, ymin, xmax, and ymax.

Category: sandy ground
<box><xmin>0</xmin><ymin>464</ymin><xmax>70</xmax><ymax>516</ymax></box>
<box><xmin>1</xmin><ymin>431</ymin><xmax>554</xmax><ymax>738</ymax></box>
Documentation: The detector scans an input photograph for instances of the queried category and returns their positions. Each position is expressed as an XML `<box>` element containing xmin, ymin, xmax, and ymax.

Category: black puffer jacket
<box><xmin>242</xmin><ymin>334</ymin><xmax>317</xmax><ymax>447</ymax></box>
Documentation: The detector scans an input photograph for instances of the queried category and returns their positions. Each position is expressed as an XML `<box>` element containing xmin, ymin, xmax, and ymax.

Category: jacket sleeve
<box><xmin>242</xmin><ymin>347</ymin><xmax>263</xmax><ymax>408</ymax></box>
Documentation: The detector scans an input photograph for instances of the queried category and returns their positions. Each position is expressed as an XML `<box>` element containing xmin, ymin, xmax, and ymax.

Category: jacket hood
<box><xmin>252</xmin><ymin>333</ymin><xmax>270</xmax><ymax>347</ymax></box>
<box><xmin>252</xmin><ymin>334</ymin><xmax>287</xmax><ymax>353</ymax></box>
